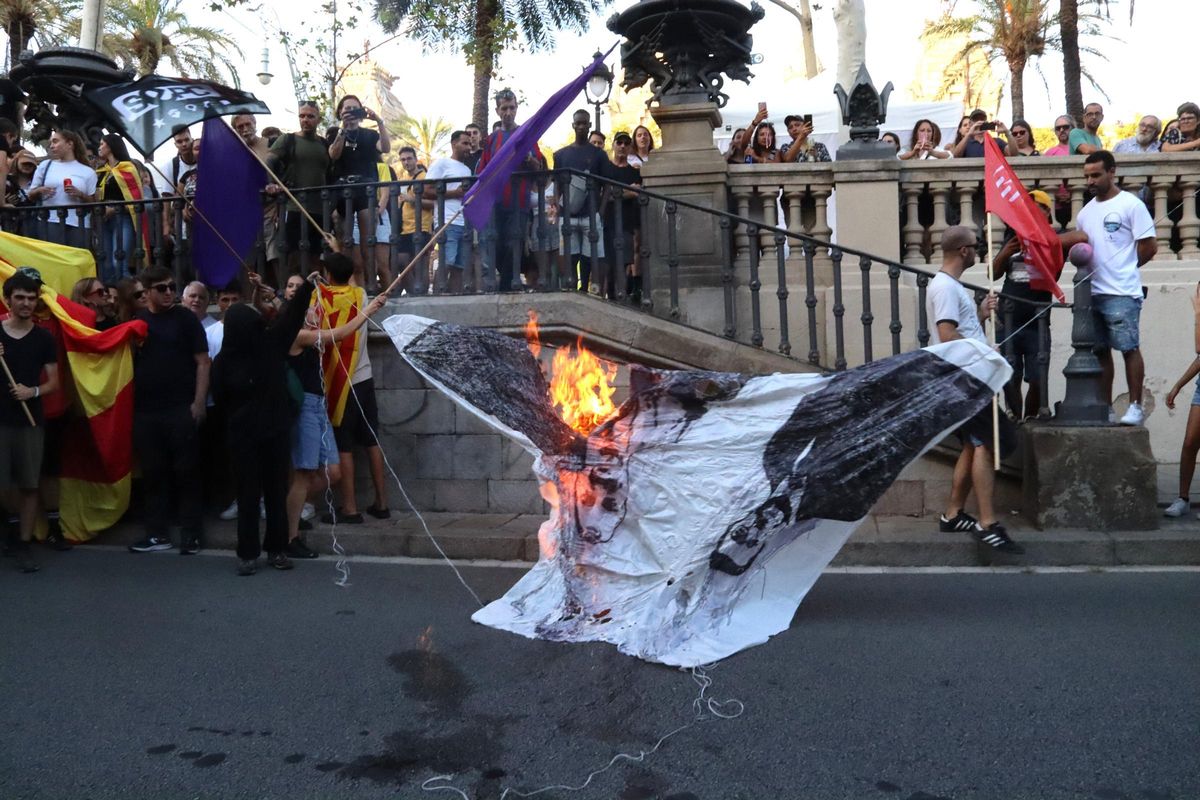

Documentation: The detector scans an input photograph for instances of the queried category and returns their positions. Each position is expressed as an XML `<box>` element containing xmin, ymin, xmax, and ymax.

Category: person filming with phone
<box><xmin>899</xmin><ymin>119</ymin><xmax>951</xmax><ymax>160</ymax></box>
<box><xmin>950</xmin><ymin>109</ymin><xmax>1019</xmax><ymax>159</ymax></box>
<box><xmin>327</xmin><ymin>95</ymin><xmax>391</xmax><ymax>281</ymax></box>
<box><xmin>780</xmin><ymin>113</ymin><xmax>831</xmax><ymax>163</ymax></box>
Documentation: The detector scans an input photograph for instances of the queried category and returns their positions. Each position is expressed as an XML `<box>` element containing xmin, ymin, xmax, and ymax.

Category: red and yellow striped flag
<box><xmin>0</xmin><ymin>238</ymin><xmax>147</xmax><ymax>541</ymax></box>
<box><xmin>316</xmin><ymin>283</ymin><xmax>364</xmax><ymax>426</ymax></box>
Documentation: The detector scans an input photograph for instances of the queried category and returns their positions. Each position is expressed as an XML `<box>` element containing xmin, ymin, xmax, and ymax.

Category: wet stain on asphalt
<box><xmin>663</xmin><ymin>794</ymin><xmax>701</xmax><ymax>800</ymax></box>
<box><xmin>146</xmin><ymin>744</ymin><xmax>177</xmax><ymax>755</ymax></box>
<box><xmin>336</xmin><ymin>610</ymin><xmax>356</xmax><ymax>616</ymax></box>
<box><xmin>179</xmin><ymin>751</ymin><xmax>203</xmax><ymax>760</ymax></box>
<box><xmin>284</xmin><ymin>753</ymin><xmax>306</xmax><ymax>764</ymax></box>
<box><xmin>621</xmin><ymin>769</ymin><xmax>669</xmax><ymax>800</ymax></box>
<box><xmin>193</xmin><ymin>753</ymin><xmax>227</xmax><ymax>768</ymax></box>
<box><xmin>876</xmin><ymin>781</ymin><xmax>902</xmax><ymax>792</ymax></box>
<box><xmin>315</xmin><ymin>761</ymin><xmax>345</xmax><ymax>772</ymax></box>
<box><xmin>387</xmin><ymin>649</ymin><xmax>472</xmax><ymax>712</ymax></box>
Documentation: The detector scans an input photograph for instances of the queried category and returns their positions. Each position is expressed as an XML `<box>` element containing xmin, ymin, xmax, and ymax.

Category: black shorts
<box><xmin>397</xmin><ymin>233</ymin><xmax>416</xmax><ymax>256</ymax></box>
<box><xmin>956</xmin><ymin>405</ymin><xmax>1018</xmax><ymax>458</ymax></box>
<box><xmin>285</xmin><ymin>211</ymin><xmax>327</xmax><ymax>256</ymax></box>
<box><xmin>40</xmin><ymin>416</ymin><xmax>66</xmax><ymax>477</ymax></box>
<box><xmin>334</xmin><ymin>377</ymin><xmax>380</xmax><ymax>451</ymax></box>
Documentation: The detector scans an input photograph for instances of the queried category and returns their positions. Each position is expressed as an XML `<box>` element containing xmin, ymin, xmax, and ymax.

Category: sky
<box><xmin>179</xmin><ymin>0</ymin><xmax>1184</xmax><ymax>158</ymax></box>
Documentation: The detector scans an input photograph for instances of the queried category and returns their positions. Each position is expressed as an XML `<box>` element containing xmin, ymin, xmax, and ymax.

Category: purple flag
<box><xmin>464</xmin><ymin>44</ymin><xmax>618</xmax><ymax>230</ymax></box>
<box><xmin>191</xmin><ymin>117</ymin><xmax>269</xmax><ymax>288</ymax></box>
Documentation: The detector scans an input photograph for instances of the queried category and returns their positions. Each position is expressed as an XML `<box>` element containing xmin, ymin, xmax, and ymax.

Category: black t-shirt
<box><xmin>608</xmin><ymin>162</ymin><xmax>642</xmax><ymax>231</ymax></box>
<box><xmin>288</xmin><ymin>346</ymin><xmax>323</xmax><ymax>396</ymax></box>
<box><xmin>0</xmin><ymin>323</ymin><xmax>55</xmax><ymax>426</ymax></box>
<box><xmin>133</xmin><ymin>305</ymin><xmax>208</xmax><ymax>412</ymax></box>
<box><xmin>326</xmin><ymin>126</ymin><xmax>381</xmax><ymax>182</ymax></box>
<box><xmin>553</xmin><ymin>144</ymin><xmax>612</xmax><ymax>217</ymax></box>
<box><xmin>463</xmin><ymin>150</ymin><xmax>482</xmax><ymax>173</ymax></box>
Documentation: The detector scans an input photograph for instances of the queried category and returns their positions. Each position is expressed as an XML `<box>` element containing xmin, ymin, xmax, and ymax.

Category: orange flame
<box><xmin>525</xmin><ymin>310</ymin><xmax>542</xmax><ymax>361</ymax></box>
<box><xmin>524</xmin><ymin>312</ymin><xmax>617</xmax><ymax>436</ymax></box>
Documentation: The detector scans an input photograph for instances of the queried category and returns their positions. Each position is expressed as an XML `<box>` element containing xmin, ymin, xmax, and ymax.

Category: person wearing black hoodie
<box><xmin>211</xmin><ymin>271</ymin><xmax>318</xmax><ymax>575</ymax></box>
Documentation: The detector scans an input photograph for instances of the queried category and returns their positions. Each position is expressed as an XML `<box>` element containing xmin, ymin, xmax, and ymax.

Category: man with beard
<box><xmin>1113</xmin><ymin>116</ymin><xmax>1162</xmax><ymax>154</ymax></box>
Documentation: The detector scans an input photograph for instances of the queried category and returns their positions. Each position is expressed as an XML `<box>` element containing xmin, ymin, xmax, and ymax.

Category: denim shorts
<box><xmin>441</xmin><ymin>225</ymin><xmax>466</xmax><ymax>269</ymax></box>
<box><xmin>1091</xmin><ymin>294</ymin><xmax>1142</xmax><ymax>353</ymax></box>
<box><xmin>292</xmin><ymin>393</ymin><xmax>340</xmax><ymax>470</ymax></box>
<box><xmin>350</xmin><ymin>211</ymin><xmax>391</xmax><ymax>245</ymax></box>
<box><xmin>1193</xmin><ymin>378</ymin><xmax>1200</xmax><ymax>407</ymax></box>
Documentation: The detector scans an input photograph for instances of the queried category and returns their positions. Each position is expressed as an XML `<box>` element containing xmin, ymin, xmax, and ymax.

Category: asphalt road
<box><xmin>1</xmin><ymin>549</ymin><xmax>1196</xmax><ymax>800</ymax></box>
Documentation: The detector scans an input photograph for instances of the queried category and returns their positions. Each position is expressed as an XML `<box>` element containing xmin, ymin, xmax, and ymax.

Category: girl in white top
<box><xmin>28</xmin><ymin>129</ymin><xmax>98</xmax><ymax>226</ymax></box>
<box><xmin>899</xmin><ymin>119</ymin><xmax>952</xmax><ymax>161</ymax></box>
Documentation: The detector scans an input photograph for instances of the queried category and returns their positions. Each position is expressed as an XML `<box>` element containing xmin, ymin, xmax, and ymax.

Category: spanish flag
<box><xmin>0</xmin><ymin>238</ymin><xmax>147</xmax><ymax>541</ymax></box>
<box><xmin>316</xmin><ymin>283</ymin><xmax>364</xmax><ymax>426</ymax></box>
<box><xmin>96</xmin><ymin>159</ymin><xmax>152</xmax><ymax>259</ymax></box>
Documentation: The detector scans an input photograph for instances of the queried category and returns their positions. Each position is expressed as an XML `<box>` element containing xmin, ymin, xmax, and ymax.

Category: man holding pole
<box><xmin>0</xmin><ymin>268</ymin><xmax>59</xmax><ymax>573</ymax></box>
<box><xmin>927</xmin><ymin>226</ymin><xmax>1024</xmax><ymax>554</ymax></box>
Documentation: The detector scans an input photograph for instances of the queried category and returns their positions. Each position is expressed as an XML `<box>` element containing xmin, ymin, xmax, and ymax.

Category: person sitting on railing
<box><xmin>629</xmin><ymin>125</ymin><xmax>656</xmax><ymax>169</ymax></box>
<box><xmin>26</xmin><ymin>129</ymin><xmax>96</xmax><ymax>249</ymax></box>
<box><xmin>95</xmin><ymin>133</ymin><xmax>149</xmax><ymax>285</ymax></box>
<box><xmin>724</xmin><ymin>128</ymin><xmax>747</xmax><ymax>165</ymax></box>
<box><xmin>1162</xmin><ymin>283</ymin><xmax>1200</xmax><ymax>519</ymax></box>
<box><xmin>898</xmin><ymin>119</ymin><xmax>951</xmax><ymax>161</ymax></box>
<box><xmin>779</xmin><ymin>114</ymin><xmax>832</xmax><ymax>163</ymax></box>
<box><xmin>1008</xmin><ymin>120</ymin><xmax>1040</xmax><ymax>157</ymax></box>
<box><xmin>1042</xmin><ymin>115</ymin><xmax>1074</xmax><ymax>157</ymax></box>
<box><xmin>929</xmin><ymin>226</ymin><xmax>1024</xmax><ymax>555</ymax></box>
<box><xmin>949</xmin><ymin>109</ymin><xmax>1017</xmax><ymax>159</ymax></box>
<box><xmin>1113</xmin><ymin>115</ymin><xmax>1162</xmax><ymax>155</ymax></box>
<box><xmin>1161</xmin><ymin>102</ymin><xmax>1200</xmax><ymax>153</ymax></box>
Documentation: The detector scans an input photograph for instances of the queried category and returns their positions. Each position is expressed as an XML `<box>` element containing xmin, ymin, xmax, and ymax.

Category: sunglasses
<box><xmin>87</xmin><ymin>286</ymin><xmax>107</xmax><ymax>297</ymax></box>
<box><xmin>133</xmin><ymin>290</ymin><xmax>146</xmax><ymax>299</ymax></box>
<box><xmin>1054</xmin><ymin>124</ymin><xmax>1072</xmax><ymax>131</ymax></box>
<box><xmin>150</xmin><ymin>282</ymin><xmax>176</xmax><ymax>293</ymax></box>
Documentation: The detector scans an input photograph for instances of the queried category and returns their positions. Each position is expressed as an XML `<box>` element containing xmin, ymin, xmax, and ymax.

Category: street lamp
<box><xmin>256</xmin><ymin>47</ymin><xmax>273</xmax><ymax>86</ymax></box>
<box><xmin>583</xmin><ymin>50</ymin><xmax>614</xmax><ymax>134</ymax></box>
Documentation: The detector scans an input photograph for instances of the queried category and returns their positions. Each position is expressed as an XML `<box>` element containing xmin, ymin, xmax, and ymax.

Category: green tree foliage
<box><xmin>372</xmin><ymin>0</ymin><xmax>609</xmax><ymax>131</ymax></box>
<box><xmin>98</xmin><ymin>0</ymin><xmax>239</xmax><ymax>83</ymax></box>
<box><xmin>921</xmin><ymin>0</ymin><xmax>1110</xmax><ymax>121</ymax></box>
<box><xmin>391</xmin><ymin>113</ymin><xmax>453</xmax><ymax>163</ymax></box>
<box><xmin>0</xmin><ymin>0</ymin><xmax>80</xmax><ymax>68</ymax></box>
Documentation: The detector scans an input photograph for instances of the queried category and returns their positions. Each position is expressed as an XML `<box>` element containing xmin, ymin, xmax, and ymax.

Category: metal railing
<box><xmin>8</xmin><ymin>168</ymin><xmax>1063</xmax><ymax>417</ymax></box>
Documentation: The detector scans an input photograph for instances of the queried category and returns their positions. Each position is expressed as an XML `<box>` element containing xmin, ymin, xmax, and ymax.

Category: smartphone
<box><xmin>918</xmin><ymin>130</ymin><xmax>930</xmax><ymax>145</ymax></box>
<box><xmin>757</xmin><ymin>102</ymin><xmax>767</xmax><ymax>114</ymax></box>
<box><xmin>979</xmin><ymin>121</ymin><xmax>997</xmax><ymax>131</ymax></box>
<box><xmin>802</xmin><ymin>114</ymin><xmax>813</xmax><ymax>126</ymax></box>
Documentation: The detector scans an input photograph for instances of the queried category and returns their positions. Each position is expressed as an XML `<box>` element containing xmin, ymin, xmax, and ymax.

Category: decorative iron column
<box><xmin>1052</xmin><ymin>265</ymin><xmax>1109</xmax><ymax>425</ymax></box>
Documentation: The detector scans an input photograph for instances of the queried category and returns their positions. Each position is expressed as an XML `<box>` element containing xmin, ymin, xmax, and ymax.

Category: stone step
<box><xmin>75</xmin><ymin>512</ymin><xmax>1200</xmax><ymax>568</ymax></box>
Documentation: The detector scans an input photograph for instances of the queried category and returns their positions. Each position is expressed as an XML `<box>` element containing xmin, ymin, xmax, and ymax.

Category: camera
<box><xmin>346</xmin><ymin>107</ymin><xmax>367</xmax><ymax>120</ymax></box>
<box><xmin>978</xmin><ymin>121</ymin><xmax>997</xmax><ymax>131</ymax></box>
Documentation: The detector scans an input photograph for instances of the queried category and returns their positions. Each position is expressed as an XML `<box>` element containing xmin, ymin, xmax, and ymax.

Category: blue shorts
<box><xmin>292</xmin><ymin>393</ymin><xmax>340</xmax><ymax>470</ymax></box>
<box><xmin>1193</xmin><ymin>378</ymin><xmax>1200</xmax><ymax>407</ymax></box>
<box><xmin>1091</xmin><ymin>294</ymin><xmax>1142</xmax><ymax>353</ymax></box>
<box><xmin>440</xmin><ymin>225</ymin><xmax>466</xmax><ymax>269</ymax></box>
<box><xmin>351</xmin><ymin>211</ymin><xmax>392</xmax><ymax>245</ymax></box>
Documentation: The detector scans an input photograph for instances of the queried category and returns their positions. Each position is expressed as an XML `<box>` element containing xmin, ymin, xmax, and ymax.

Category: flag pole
<box><xmin>0</xmin><ymin>353</ymin><xmax>37</xmax><ymax>427</ymax></box>
<box><xmin>379</xmin><ymin>202</ymin><xmax>468</xmax><ymax>297</ymax></box>
<box><xmin>145</xmin><ymin>161</ymin><xmax>255</xmax><ymax>268</ymax></box>
<box><xmin>986</xmin><ymin>212</ymin><xmax>1000</xmax><ymax>471</ymax></box>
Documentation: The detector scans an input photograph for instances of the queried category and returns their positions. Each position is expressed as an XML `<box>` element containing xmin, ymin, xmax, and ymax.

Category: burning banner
<box><xmin>383</xmin><ymin>314</ymin><xmax>1010</xmax><ymax>666</ymax></box>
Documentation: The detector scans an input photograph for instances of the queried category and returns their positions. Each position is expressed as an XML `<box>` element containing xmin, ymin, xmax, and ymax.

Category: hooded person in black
<box><xmin>212</xmin><ymin>273</ymin><xmax>317</xmax><ymax>574</ymax></box>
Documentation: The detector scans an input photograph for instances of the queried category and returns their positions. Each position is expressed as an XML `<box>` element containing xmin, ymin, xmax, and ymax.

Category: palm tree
<box><xmin>99</xmin><ymin>0</ymin><xmax>239</xmax><ymax>83</ymax></box>
<box><xmin>1061</xmin><ymin>0</ymin><xmax>1122</xmax><ymax>123</ymax></box>
<box><xmin>0</xmin><ymin>0</ymin><xmax>80</xmax><ymax>69</ymax></box>
<box><xmin>374</xmin><ymin>0</ymin><xmax>608</xmax><ymax>130</ymax></box>
<box><xmin>393</xmin><ymin>114</ymin><xmax>453</xmax><ymax>163</ymax></box>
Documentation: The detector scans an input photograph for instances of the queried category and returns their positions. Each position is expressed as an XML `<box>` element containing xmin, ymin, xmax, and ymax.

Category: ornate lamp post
<box><xmin>584</xmin><ymin>51</ymin><xmax>614</xmax><ymax>134</ymax></box>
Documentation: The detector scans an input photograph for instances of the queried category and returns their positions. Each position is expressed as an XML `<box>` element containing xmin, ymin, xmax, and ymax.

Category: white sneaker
<box><xmin>1119</xmin><ymin>402</ymin><xmax>1144</xmax><ymax>426</ymax></box>
<box><xmin>1164</xmin><ymin>497</ymin><xmax>1189</xmax><ymax>517</ymax></box>
<box><xmin>1107</xmin><ymin>406</ymin><xmax>1117</xmax><ymax>424</ymax></box>
<box><xmin>301</xmin><ymin>503</ymin><xmax>316</xmax><ymax>521</ymax></box>
<box><xmin>259</xmin><ymin>500</ymin><xmax>267</xmax><ymax>520</ymax></box>
<box><xmin>219</xmin><ymin>501</ymin><xmax>239</xmax><ymax>521</ymax></box>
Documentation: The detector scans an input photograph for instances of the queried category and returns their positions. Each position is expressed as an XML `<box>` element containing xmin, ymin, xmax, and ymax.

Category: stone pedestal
<box><xmin>1021</xmin><ymin>424</ymin><xmax>1158</xmax><ymax>530</ymax></box>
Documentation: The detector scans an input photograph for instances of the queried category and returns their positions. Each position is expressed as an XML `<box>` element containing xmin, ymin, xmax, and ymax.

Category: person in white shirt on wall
<box><xmin>26</xmin><ymin>129</ymin><xmax>97</xmax><ymax>248</ymax></box>
<box><xmin>426</xmin><ymin>130</ymin><xmax>474</xmax><ymax>294</ymax></box>
<box><xmin>1075</xmin><ymin>149</ymin><xmax>1158</xmax><ymax>426</ymax></box>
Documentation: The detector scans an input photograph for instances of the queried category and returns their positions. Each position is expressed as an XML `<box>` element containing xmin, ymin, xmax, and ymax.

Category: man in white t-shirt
<box><xmin>925</xmin><ymin>226</ymin><xmax>1023</xmax><ymax>554</ymax></box>
<box><xmin>1076</xmin><ymin>149</ymin><xmax>1158</xmax><ymax>426</ymax></box>
<box><xmin>27</xmin><ymin>130</ymin><xmax>98</xmax><ymax>247</ymax></box>
<box><xmin>427</xmin><ymin>130</ymin><xmax>474</xmax><ymax>293</ymax></box>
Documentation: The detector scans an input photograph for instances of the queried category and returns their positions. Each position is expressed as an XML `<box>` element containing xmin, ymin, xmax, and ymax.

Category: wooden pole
<box><xmin>986</xmin><ymin>212</ymin><xmax>1000</xmax><ymax>471</ymax></box>
<box><xmin>0</xmin><ymin>353</ymin><xmax>37</xmax><ymax>427</ymax></box>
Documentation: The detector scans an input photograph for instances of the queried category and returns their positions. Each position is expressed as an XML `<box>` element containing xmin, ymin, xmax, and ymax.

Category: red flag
<box><xmin>983</xmin><ymin>136</ymin><xmax>1067</xmax><ymax>302</ymax></box>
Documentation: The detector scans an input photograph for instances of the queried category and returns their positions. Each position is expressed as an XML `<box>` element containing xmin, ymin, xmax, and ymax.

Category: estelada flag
<box><xmin>316</xmin><ymin>283</ymin><xmax>365</xmax><ymax>426</ymax></box>
<box><xmin>983</xmin><ymin>136</ymin><xmax>1067</xmax><ymax>302</ymax></box>
<box><xmin>0</xmin><ymin>244</ymin><xmax>147</xmax><ymax>541</ymax></box>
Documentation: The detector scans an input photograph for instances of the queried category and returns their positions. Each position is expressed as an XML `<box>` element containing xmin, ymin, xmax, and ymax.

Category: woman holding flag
<box><xmin>95</xmin><ymin>134</ymin><xmax>149</xmax><ymax>285</ymax></box>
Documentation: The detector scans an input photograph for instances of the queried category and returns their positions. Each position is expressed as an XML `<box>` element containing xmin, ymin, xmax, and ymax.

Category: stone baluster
<box><xmin>1151</xmin><ymin>179</ymin><xmax>1175</xmax><ymax>258</ymax></box>
<box><xmin>783</xmin><ymin>183</ymin><xmax>807</xmax><ymax>270</ymax></box>
<box><xmin>955</xmin><ymin>181</ymin><xmax>978</xmax><ymax>239</ymax></box>
<box><xmin>758</xmin><ymin>185</ymin><xmax>780</xmax><ymax>262</ymax></box>
<box><xmin>1068</xmin><ymin>180</ymin><xmax>1087</xmax><ymax>230</ymax></box>
<box><xmin>1176</xmin><ymin>179</ymin><xmax>1200</xmax><ymax>258</ymax></box>
<box><xmin>927</xmin><ymin>181</ymin><xmax>952</xmax><ymax>249</ymax></box>
<box><xmin>901</xmin><ymin>183</ymin><xmax>925</xmax><ymax>265</ymax></box>
<box><xmin>731</xmin><ymin>183</ymin><xmax>755</xmax><ymax>267</ymax></box>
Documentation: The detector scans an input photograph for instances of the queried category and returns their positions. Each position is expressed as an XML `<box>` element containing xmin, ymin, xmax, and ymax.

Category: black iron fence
<box><xmin>6</xmin><ymin>168</ymin><xmax>1064</xmax><ymax>417</ymax></box>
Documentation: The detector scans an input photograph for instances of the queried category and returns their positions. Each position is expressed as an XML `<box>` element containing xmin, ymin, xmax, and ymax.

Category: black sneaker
<box><xmin>939</xmin><ymin>511</ymin><xmax>981</xmax><ymax>532</ymax></box>
<box><xmin>14</xmin><ymin>541</ymin><xmax>38</xmax><ymax>573</ymax></box>
<box><xmin>44</xmin><ymin>530</ymin><xmax>73</xmax><ymax>552</ymax></box>
<box><xmin>267</xmin><ymin>552</ymin><xmax>294</xmax><ymax>571</ymax></box>
<box><xmin>129</xmin><ymin>536</ymin><xmax>173</xmax><ymax>553</ymax></box>
<box><xmin>298</xmin><ymin>517</ymin><xmax>313</xmax><ymax>532</ymax></box>
<box><xmin>974</xmin><ymin>522</ymin><xmax>1026</xmax><ymax>554</ymax></box>
<box><xmin>286</xmin><ymin>539</ymin><xmax>319</xmax><ymax>559</ymax></box>
<box><xmin>237</xmin><ymin>558</ymin><xmax>257</xmax><ymax>576</ymax></box>
<box><xmin>180</xmin><ymin>535</ymin><xmax>201</xmax><ymax>555</ymax></box>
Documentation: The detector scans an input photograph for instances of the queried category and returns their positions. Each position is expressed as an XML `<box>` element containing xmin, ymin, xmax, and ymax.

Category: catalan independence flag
<box><xmin>317</xmin><ymin>283</ymin><xmax>365</xmax><ymax>426</ymax></box>
<box><xmin>0</xmin><ymin>236</ymin><xmax>147</xmax><ymax>541</ymax></box>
